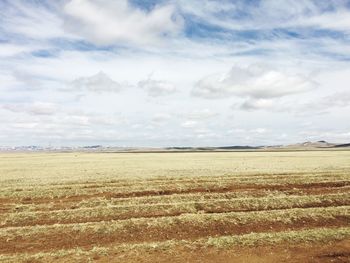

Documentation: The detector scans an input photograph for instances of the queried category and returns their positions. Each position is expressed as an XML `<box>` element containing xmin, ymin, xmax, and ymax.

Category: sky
<box><xmin>0</xmin><ymin>0</ymin><xmax>350</xmax><ymax>147</ymax></box>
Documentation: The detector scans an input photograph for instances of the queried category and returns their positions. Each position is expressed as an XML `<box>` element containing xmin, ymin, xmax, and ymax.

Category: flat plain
<box><xmin>0</xmin><ymin>150</ymin><xmax>349</xmax><ymax>262</ymax></box>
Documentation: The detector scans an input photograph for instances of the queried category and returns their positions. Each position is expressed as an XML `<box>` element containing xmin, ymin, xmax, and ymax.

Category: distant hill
<box><xmin>217</xmin><ymin>146</ymin><xmax>261</xmax><ymax>150</ymax></box>
<box><xmin>285</xmin><ymin>141</ymin><xmax>337</xmax><ymax>149</ymax></box>
<box><xmin>2</xmin><ymin>141</ymin><xmax>350</xmax><ymax>152</ymax></box>
<box><xmin>334</xmin><ymin>143</ymin><xmax>350</xmax><ymax>148</ymax></box>
<box><xmin>166</xmin><ymin>146</ymin><xmax>261</xmax><ymax>151</ymax></box>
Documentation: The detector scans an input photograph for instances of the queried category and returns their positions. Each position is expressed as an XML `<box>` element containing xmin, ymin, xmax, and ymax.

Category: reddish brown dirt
<box><xmin>1</xmin><ymin>200</ymin><xmax>348</xmax><ymax>228</ymax></box>
<box><xmin>0</xmin><ymin>183</ymin><xmax>348</xmax><ymax>215</ymax></box>
<box><xmin>1</xmin><ymin>216</ymin><xmax>348</xmax><ymax>254</ymax></box>
<box><xmin>17</xmin><ymin>239</ymin><xmax>350</xmax><ymax>263</ymax></box>
<box><xmin>101</xmin><ymin>240</ymin><xmax>350</xmax><ymax>263</ymax></box>
<box><xmin>7</xmin><ymin>181</ymin><xmax>349</xmax><ymax>207</ymax></box>
<box><xmin>1</xmin><ymin>174</ymin><xmax>349</xmax><ymax>261</ymax></box>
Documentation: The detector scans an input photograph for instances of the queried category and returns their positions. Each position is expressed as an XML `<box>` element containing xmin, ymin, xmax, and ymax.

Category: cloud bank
<box><xmin>0</xmin><ymin>0</ymin><xmax>349</xmax><ymax>146</ymax></box>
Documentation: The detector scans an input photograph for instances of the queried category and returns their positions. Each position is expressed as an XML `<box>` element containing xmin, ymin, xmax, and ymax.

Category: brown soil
<box><xmin>92</xmin><ymin>239</ymin><xmax>350</xmax><ymax>263</ymax></box>
<box><xmin>1</xmin><ymin>171</ymin><xmax>349</xmax><ymax>262</ymax></box>
<box><xmin>20</xmin><ymin>186</ymin><xmax>350</xmax><ymax>212</ymax></box>
<box><xmin>8</xmin><ymin>181</ymin><xmax>349</xmax><ymax>206</ymax></box>
<box><xmin>13</xmin><ymin>239</ymin><xmax>350</xmax><ymax>263</ymax></box>
<box><xmin>1</xmin><ymin>199</ymin><xmax>348</xmax><ymax>228</ymax></box>
<box><xmin>1</xmin><ymin>215</ymin><xmax>348</xmax><ymax>254</ymax></box>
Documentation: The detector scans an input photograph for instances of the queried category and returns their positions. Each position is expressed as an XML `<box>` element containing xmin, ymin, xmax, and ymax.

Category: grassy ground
<box><xmin>0</xmin><ymin>151</ymin><xmax>349</xmax><ymax>262</ymax></box>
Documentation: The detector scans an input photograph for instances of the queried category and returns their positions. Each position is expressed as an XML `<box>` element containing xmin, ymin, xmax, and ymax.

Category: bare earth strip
<box><xmin>0</xmin><ymin>227</ymin><xmax>349</xmax><ymax>262</ymax></box>
<box><xmin>1</xmin><ymin>193</ymin><xmax>349</xmax><ymax>227</ymax></box>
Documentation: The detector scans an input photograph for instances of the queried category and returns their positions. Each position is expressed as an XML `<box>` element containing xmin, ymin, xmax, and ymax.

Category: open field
<box><xmin>0</xmin><ymin>151</ymin><xmax>350</xmax><ymax>262</ymax></box>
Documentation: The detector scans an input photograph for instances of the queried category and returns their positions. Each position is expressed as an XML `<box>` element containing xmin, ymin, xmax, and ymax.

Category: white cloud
<box><xmin>236</xmin><ymin>91</ymin><xmax>350</xmax><ymax>114</ymax></box>
<box><xmin>178</xmin><ymin>0</ymin><xmax>350</xmax><ymax>33</ymax></box>
<box><xmin>152</xmin><ymin>113</ymin><xmax>172</xmax><ymax>124</ymax></box>
<box><xmin>1</xmin><ymin>1</ymin><xmax>350</xmax><ymax>147</ymax></box>
<box><xmin>195</xmin><ymin>130</ymin><xmax>220</xmax><ymax>139</ymax></box>
<box><xmin>186</xmin><ymin>109</ymin><xmax>218</xmax><ymax>120</ymax></box>
<box><xmin>63</xmin><ymin>0</ymin><xmax>184</xmax><ymax>46</ymax></box>
<box><xmin>251</xmin><ymin>128</ymin><xmax>267</xmax><ymax>134</ymax></box>
<box><xmin>323</xmin><ymin>92</ymin><xmax>350</xmax><ymax>107</ymax></box>
<box><xmin>12</xmin><ymin>71</ymin><xmax>43</xmax><ymax>90</ymax></box>
<box><xmin>61</xmin><ymin>114</ymin><xmax>119</xmax><ymax>126</ymax></box>
<box><xmin>68</xmin><ymin>71</ymin><xmax>122</xmax><ymax>93</ymax></box>
<box><xmin>294</xmin><ymin>91</ymin><xmax>350</xmax><ymax>115</ymax></box>
<box><xmin>0</xmin><ymin>71</ymin><xmax>19</xmax><ymax>89</ymax></box>
<box><xmin>181</xmin><ymin>120</ymin><xmax>198</xmax><ymax>128</ymax></box>
<box><xmin>0</xmin><ymin>43</ymin><xmax>36</xmax><ymax>58</ymax></box>
<box><xmin>0</xmin><ymin>1</ymin><xmax>65</xmax><ymax>40</ymax></box>
<box><xmin>192</xmin><ymin>64</ymin><xmax>316</xmax><ymax>99</ymax></box>
<box><xmin>138</xmin><ymin>77</ymin><xmax>177</xmax><ymax>97</ymax></box>
<box><xmin>238</xmin><ymin>98</ymin><xmax>276</xmax><ymax>111</ymax></box>
<box><xmin>299</xmin><ymin>9</ymin><xmax>350</xmax><ymax>32</ymax></box>
<box><xmin>2</xmin><ymin>102</ymin><xmax>57</xmax><ymax>115</ymax></box>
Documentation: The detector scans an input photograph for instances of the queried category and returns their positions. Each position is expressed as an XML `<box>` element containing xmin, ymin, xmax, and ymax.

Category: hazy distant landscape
<box><xmin>1</xmin><ymin>140</ymin><xmax>350</xmax><ymax>153</ymax></box>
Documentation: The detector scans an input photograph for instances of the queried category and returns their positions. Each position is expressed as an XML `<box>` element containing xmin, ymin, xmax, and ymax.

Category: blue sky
<box><xmin>0</xmin><ymin>0</ymin><xmax>350</xmax><ymax>147</ymax></box>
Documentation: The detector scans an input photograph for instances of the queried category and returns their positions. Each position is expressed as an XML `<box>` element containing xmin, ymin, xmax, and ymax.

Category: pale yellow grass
<box><xmin>1</xmin><ymin>151</ymin><xmax>350</xmax><ymax>186</ymax></box>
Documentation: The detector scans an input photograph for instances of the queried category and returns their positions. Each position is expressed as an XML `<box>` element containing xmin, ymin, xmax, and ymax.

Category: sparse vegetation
<box><xmin>0</xmin><ymin>151</ymin><xmax>349</xmax><ymax>262</ymax></box>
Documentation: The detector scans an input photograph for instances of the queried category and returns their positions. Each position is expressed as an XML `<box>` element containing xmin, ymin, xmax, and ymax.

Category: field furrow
<box><xmin>0</xmin><ymin>152</ymin><xmax>349</xmax><ymax>262</ymax></box>
<box><xmin>1</xmin><ymin>193</ymin><xmax>349</xmax><ymax>227</ymax></box>
<box><xmin>1</xmin><ymin>227</ymin><xmax>349</xmax><ymax>263</ymax></box>
<box><xmin>1</xmin><ymin>180</ymin><xmax>349</xmax><ymax>207</ymax></box>
<box><xmin>1</xmin><ymin>185</ymin><xmax>348</xmax><ymax>215</ymax></box>
<box><xmin>0</xmin><ymin>206</ymin><xmax>349</xmax><ymax>254</ymax></box>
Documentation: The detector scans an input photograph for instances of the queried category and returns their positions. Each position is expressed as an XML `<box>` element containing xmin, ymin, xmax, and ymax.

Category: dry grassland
<box><xmin>0</xmin><ymin>151</ymin><xmax>349</xmax><ymax>262</ymax></box>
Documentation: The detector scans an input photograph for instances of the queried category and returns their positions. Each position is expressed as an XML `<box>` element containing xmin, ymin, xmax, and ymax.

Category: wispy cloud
<box><xmin>0</xmin><ymin>0</ymin><xmax>65</xmax><ymax>40</ymax></box>
<box><xmin>179</xmin><ymin>0</ymin><xmax>350</xmax><ymax>33</ymax></box>
<box><xmin>2</xmin><ymin>102</ymin><xmax>57</xmax><ymax>115</ymax></box>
